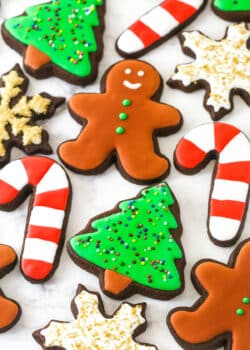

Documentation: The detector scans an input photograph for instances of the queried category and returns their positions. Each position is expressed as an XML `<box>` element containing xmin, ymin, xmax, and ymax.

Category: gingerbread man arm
<box><xmin>148</xmin><ymin>101</ymin><xmax>182</xmax><ymax>130</ymax></box>
<box><xmin>69</xmin><ymin>93</ymin><xmax>105</xmax><ymax>122</ymax></box>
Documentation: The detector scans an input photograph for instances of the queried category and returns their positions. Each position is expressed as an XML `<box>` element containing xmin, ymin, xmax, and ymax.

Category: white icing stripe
<box><xmin>178</xmin><ymin>0</ymin><xmax>203</xmax><ymax>8</ymax></box>
<box><xmin>0</xmin><ymin>159</ymin><xmax>28</xmax><ymax>190</ymax></box>
<box><xmin>30</xmin><ymin>206</ymin><xmax>65</xmax><ymax>229</ymax></box>
<box><xmin>141</xmin><ymin>6</ymin><xmax>178</xmax><ymax>36</ymax></box>
<box><xmin>36</xmin><ymin>163</ymin><xmax>69</xmax><ymax>194</ymax></box>
<box><xmin>117</xmin><ymin>30</ymin><xmax>144</xmax><ymax>54</ymax></box>
<box><xmin>212</xmin><ymin>179</ymin><xmax>249</xmax><ymax>202</ymax></box>
<box><xmin>209</xmin><ymin>216</ymin><xmax>241</xmax><ymax>241</ymax></box>
<box><xmin>22</xmin><ymin>238</ymin><xmax>57</xmax><ymax>263</ymax></box>
<box><xmin>184</xmin><ymin>124</ymin><xmax>215</xmax><ymax>153</ymax></box>
<box><xmin>220</xmin><ymin>133</ymin><xmax>250</xmax><ymax>164</ymax></box>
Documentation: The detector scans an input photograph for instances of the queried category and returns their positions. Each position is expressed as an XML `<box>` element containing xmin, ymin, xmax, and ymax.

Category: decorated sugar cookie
<box><xmin>174</xmin><ymin>122</ymin><xmax>250</xmax><ymax>246</ymax></box>
<box><xmin>168</xmin><ymin>23</ymin><xmax>250</xmax><ymax>120</ymax></box>
<box><xmin>0</xmin><ymin>245</ymin><xmax>21</xmax><ymax>333</ymax></box>
<box><xmin>2</xmin><ymin>0</ymin><xmax>105</xmax><ymax>86</ymax></box>
<box><xmin>168</xmin><ymin>239</ymin><xmax>250</xmax><ymax>350</ymax></box>
<box><xmin>68</xmin><ymin>183</ymin><xmax>185</xmax><ymax>300</ymax></box>
<box><xmin>0</xmin><ymin>289</ymin><xmax>21</xmax><ymax>333</ymax></box>
<box><xmin>58</xmin><ymin>60</ymin><xmax>182</xmax><ymax>184</ymax></box>
<box><xmin>116</xmin><ymin>0</ymin><xmax>207</xmax><ymax>58</ymax></box>
<box><xmin>0</xmin><ymin>65</ymin><xmax>64</xmax><ymax>168</ymax></box>
<box><xmin>0</xmin><ymin>156</ymin><xmax>71</xmax><ymax>283</ymax></box>
<box><xmin>33</xmin><ymin>285</ymin><xmax>157</xmax><ymax>350</ymax></box>
<box><xmin>0</xmin><ymin>245</ymin><xmax>17</xmax><ymax>279</ymax></box>
<box><xmin>212</xmin><ymin>0</ymin><xmax>250</xmax><ymax>21</ymax></box>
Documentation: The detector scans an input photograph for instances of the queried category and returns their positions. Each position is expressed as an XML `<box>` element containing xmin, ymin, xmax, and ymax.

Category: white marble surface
<box><xmin>0</xmin><ymin>1</ymin><xmax>249</xmax><ymax>349</ymax></box>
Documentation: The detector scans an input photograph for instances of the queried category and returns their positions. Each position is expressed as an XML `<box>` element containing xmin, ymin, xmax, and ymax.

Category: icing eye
<box><xmin>125</xmin><ymin>68</ymin><xmax>132</xmax><ymax>75</ymax></box>
<box><xmin>138</xmin><ymin>70</ymin><xmax>145</xmax><ymax>77</ymax></box>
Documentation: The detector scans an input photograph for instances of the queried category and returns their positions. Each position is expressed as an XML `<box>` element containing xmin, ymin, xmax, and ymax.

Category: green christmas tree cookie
<box><xmin>68</xmin><ymin>183</ymin><xmax>185</xmax><ymax>300</ymax></box>
<box><xmin>212</xmin><ymin>0</ymin><xmax>250</xmax><ymax>21</ymax></box>
<box><xmin>2</xmin><ymin>0</ymin><xmax>105</xmax><ymax>85</ymax></box>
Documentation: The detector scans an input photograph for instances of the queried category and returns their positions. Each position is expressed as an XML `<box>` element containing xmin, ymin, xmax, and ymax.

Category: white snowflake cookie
<box><xmin>33</xmin><ymin>285</ymin><xmax>158</xmax><ymax>350</ymax></box>
<box><xmin>168</xmin><ymin>23</ymin><xmax>250</xmax><ymax>120</ymax></box>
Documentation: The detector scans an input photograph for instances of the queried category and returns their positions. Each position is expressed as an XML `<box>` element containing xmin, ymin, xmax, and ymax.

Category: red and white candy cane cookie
<box><xmin>0</xmin><ymin>156</ymin><xmax>71</xmax><ymax>283</ymax></box>
<box><xmin>116</xmin><ymin>0</ymin><xmax>207</xmax><ymax>58</ymax></box>
<box><xmin>174</xmin><ymin>123</ymin><xmax>250</xmax><ymax>246</ymax></box>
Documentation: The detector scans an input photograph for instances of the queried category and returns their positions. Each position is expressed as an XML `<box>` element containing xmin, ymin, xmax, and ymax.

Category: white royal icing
<box><xmin>117</xmin><ymin>30</ymin><xmax>144</xmax><ymax>54</ymax></box>
<box><xmin>140</xmin><ymin>6</ymin><xmax>178</xmax><ymax>37</ymax></box>
<box><xmin>171</xmin><ymin>23</ymin><xmax>250</xmax><ymax>113</ymax></box>
<box><xmin>123</xmin><ymin>80</ymin><xmax>142</xmax><ymax>90</ymax></box>
<box><xmin>22</xmin><ymin>238</ymin><xmax>57</xmax><ymax>263</ymax></box>
<box><xmin>179</xmin><ymin>0</ymin><xmax>203</xmax><ymax>9</ymax></box>
<box><xmin>0</xmin><ymin>159</ymin><xmax>28</xmax><ymax>190</ymax></box>
<box><xmin>212</xmin><ymin>179</ymin><xmax>249</xmax><ymax>202</ymax></box>
<box><xmin>36</xmin><ymin>163</ymin><xmax>69</xmax><ymax>194</ymax></box>
<box><xmin>184</xmin><ymin>123</ymin><xmax>215</xmax><ymax>153</ymax></box>
<box><xmin>29</xmin><ymin>206</ymin><xmax>65</xmax><ymax>229</ymax></box>
<box><xmin>220</xmin><ymin>132</ymin><xmax>250</xmax><ymax>164</ymax></box>
<box><xmin>209</xmin><ymin>216</ymin><xmax>241</xmax><ymax>241</ymax></box>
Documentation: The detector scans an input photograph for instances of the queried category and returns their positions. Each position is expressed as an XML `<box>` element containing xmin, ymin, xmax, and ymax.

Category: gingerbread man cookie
<box><xmin>168</xmin><ymin>239</ymin><xmax>250</xmax><ymax>350</ymax></box>
<box><xmin>58</xmin><ymin>60</ymin><xmax>182</xmax><ymax>184</ymax></box>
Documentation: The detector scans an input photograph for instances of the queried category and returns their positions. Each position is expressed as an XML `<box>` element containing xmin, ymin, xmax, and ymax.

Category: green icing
<box><xmin>70</xmin><ymin>183</ymin><xmax>183</xmax><ymax>292</ymax></box>
<box><xmin>5</xmin><ymin>0</ymin><xmax>104</xmax><ymax>77</ymax></box>
<box><xmin>214</xmin><ymin>0</ymin><xmax>250</xmax><ymax>11</ymax></box>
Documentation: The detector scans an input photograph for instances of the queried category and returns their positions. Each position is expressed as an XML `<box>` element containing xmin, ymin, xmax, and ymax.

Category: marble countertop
<box><xmin>0</xmin><ymin>1</ymin><xmax>249</xmax><ymax>349</ymax></box>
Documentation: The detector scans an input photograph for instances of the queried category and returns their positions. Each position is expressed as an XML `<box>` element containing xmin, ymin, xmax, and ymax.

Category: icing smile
<box><xmin>123</xmin><ymin>80</ymin><xmax>142</xmax><ymax>90</ymax></box>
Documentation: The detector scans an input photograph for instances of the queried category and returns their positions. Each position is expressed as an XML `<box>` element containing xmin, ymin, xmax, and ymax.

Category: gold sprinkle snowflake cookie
<box><xmin>168</xmin><ymin>23</ymin><xmax>250</xmax><ymax>120</ymax></box>
<box><xmin>0</xmin><ymin>64</ymin><xmax>64</xmax><ymax>167</ymax></box>
<box><xmin>33</xmin><ymin>285</ymin><xmax>157</xmax><ymax>350</ymax></box>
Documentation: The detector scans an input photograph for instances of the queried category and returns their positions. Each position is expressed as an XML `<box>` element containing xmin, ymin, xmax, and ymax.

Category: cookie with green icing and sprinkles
<box><xmin>212</xmin><ymin>0</ymin><xmax>250</xmax><ymax>21</ymax></box>
<box><xmin>67</xmin><ymin>182</ymin><xmax>185</xmax><ymax>300</ymax></box>
<box><xmin>2</xmin><ymin>0</ymin><xmax>105</xmax><ymax>86</ymax></box>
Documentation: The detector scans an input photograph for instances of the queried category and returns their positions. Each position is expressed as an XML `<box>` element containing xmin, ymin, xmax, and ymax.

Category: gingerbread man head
<box><xmin>105</xmin><ymin>60</ymin><xmax>162</xmax><ymax>98</ymax></box>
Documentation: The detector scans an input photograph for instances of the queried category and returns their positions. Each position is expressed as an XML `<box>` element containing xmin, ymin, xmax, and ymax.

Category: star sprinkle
<box><xmin>168</xmin><ymin>23</ymin><xmax>250</xmax><ymax>120</ymax></box>
<box><xmin>168</xmin><ymin>240</ymin><xmax>250</xmax><ymax>350</ymax></box>
<box><xmin>34</xmin><ymin>285</ymin><xmax>157</xmax><ymax>350</ymax></box>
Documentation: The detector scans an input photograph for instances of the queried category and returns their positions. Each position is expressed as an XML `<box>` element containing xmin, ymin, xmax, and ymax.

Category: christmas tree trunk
<box><xmin>68</xmin><ymin>183</ymin><xmax>185</xmax><ymax>300</ymax></box>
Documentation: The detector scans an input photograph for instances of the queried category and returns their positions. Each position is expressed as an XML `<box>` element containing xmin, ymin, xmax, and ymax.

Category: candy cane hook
<box><xmin>116</xmin><ymin>0</ymin><xmax>207</xmax><ymax>58</ymax></box>
<box><xmin>174</xmin><ymin>123</ymin><xmax>250</xmax><ymax>246</ymax></box>
<box><xmin>0</xmin><ymin>156</ymin><xmax>71</xmax><ymax>283</ymax></box>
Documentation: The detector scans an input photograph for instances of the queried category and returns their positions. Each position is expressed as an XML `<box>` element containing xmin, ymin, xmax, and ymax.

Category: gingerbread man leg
<box><xmin>58</xmin><ymin>126</ymin><xmax>114</xmax><ymax>171</ymax></box>
<box><xmin>116</xmin><ymin>138</ymin><xmax>169</xmax><ymax>181</ymax></box>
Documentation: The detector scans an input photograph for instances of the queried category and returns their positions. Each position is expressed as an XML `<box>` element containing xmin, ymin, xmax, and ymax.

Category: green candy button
<box><xmin>116</xmin><ymin>126</ymin><xmax>125</xmax><ymax>135</ymax></box>
<box><xmin>243</xmin><ymin>297</ymin><xmax>250</xmax><ymax>304</ymax></box>
<box><xmin>119</xmin><ymin>112</ymin><xmax>128</xmax><ymax>120</ymax></box>
<box><xmin>236</xmin><ymin>308</ymin><xmax>245</xmax><ymax>316</ymax></box>
<box><xmin>122</xmin><ymin>99</ymin><xmax>131</xmax><ymax>107</ymax></box>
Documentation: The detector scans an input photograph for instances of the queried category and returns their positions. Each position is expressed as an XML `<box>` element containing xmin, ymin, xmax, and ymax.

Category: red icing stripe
<box><xmin>161</xmin><ymin>0</ymin><xmax>196</xmax><ymax>23</ymax></box>
<box><xmin>34</xmin><ymin>188</ymin><xmax>70</xmax><ymax>211</ymax></box>
<box><xmin>214</xmin><ymin>123</ymin><xmax>240</xmax><ymax>152</ymax></box>
<box><xmin>0</xmin><ymin>180</ymin><xmax>19</xmax><ymax>204</ymax></box>
<box><xmin>22</xmin><ymin>259</ymin><xmax>52</xmax><ymax>280</ymax></box>
<box><xmin>129</xmin><ymin>21</ymin><xmax>160</xmax><ymax>47</ymax></box>
<box><xmin>175</xmin><ymin>139</ymin><xmax>206</xmax><ymax>169</ymax></box>
<box><xmin>210</xmin><ymin>199</ymin><xmax>246</xmax><ymax>221</ymax></box>
<box><xmin>27</xmin><ymin>225</ymin><xmax>62</xmax><ymax>244</ymax></box>
<box><xmin>22</xmin><ymin>156</ymin><xmax>54</xmax><ymax>186</ymax></box>
<box><xmin>216</xmin><ymin>162</ymin><xmax>250</xmax><ymax>183</ymax></box>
